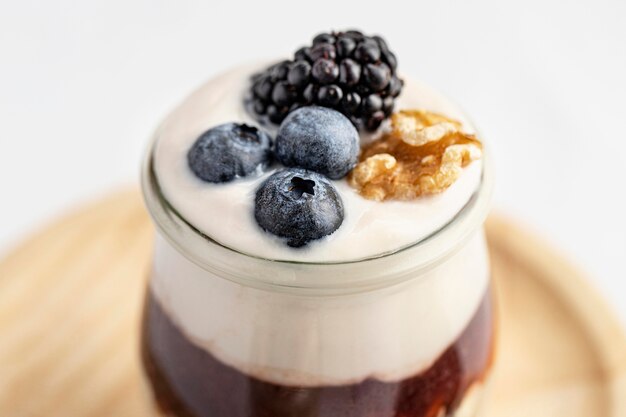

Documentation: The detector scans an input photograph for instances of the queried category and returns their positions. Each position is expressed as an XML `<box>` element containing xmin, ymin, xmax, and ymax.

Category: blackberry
<box><xmin>312</xmin><ymin>59</ymin><xmax>339</xmax><ymax>84</ymax></box>
<box><xmin>248</xmin><ymin>30</ymin><xmax>404</xmax><ymax>131</ymax></box>
<box><xmin>317</xmin><ymin>85</ymin><xmax>343</xmax><ymax>107</ymax></box>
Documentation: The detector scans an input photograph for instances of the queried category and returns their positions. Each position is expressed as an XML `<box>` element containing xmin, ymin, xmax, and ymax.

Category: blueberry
<box><xmin>254</xmin><ymin>168</ymin><xmax>344</xmax><ymax>247</ymax></box>
<box><xmin>275</xmin><ymin>106</ymin><xmax>359</xmax><ymax>179</ymax></box>
<box><xmin>187</xmin><ymin>123</ymin><xmax>272</xmax><ymax>183</ymax></box>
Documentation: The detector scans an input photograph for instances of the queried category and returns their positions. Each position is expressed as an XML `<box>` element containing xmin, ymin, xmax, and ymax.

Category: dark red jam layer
<box><xmin>142</xmin><ymin>288</ymin><xmax>494</xmax><ymax>417</ymax></box>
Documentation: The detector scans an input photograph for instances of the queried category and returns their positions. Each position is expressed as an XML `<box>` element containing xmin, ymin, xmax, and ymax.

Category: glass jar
<box><xmin>140</xmin><ymin>135</ymin><xmax>495</xmax><ymax>417</ymax></box>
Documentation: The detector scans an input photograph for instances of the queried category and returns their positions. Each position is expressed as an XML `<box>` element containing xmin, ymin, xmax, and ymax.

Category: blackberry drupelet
<box><xmin>249</xmin><ymin>30</ymin><xmax>404</xmax><ymax>131</ymax></box>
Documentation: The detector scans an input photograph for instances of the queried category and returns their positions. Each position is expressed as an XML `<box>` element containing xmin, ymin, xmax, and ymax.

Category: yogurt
<box><xmin>153</xmin><ymin>62</ymin><xmax>482</xmax><ymax>263</ymax></box>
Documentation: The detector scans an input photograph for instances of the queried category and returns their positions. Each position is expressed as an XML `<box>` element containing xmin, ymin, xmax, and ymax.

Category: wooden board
<box><xmin>0</xmin><ymin>190</ymin><xmax>624</xmax><ymax>417</ymax></box>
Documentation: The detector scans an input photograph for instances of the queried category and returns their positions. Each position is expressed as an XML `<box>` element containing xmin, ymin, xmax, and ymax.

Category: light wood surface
<box><xmin>0</xmin><ymin>190</ymin><xmax>624</xmax><ymax>417</ymax></box>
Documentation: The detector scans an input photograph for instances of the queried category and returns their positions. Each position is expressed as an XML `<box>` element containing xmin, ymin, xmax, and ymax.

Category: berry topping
<box><xmin>275</xmin><ymin>106</ymin><xmax>359</xmax><ymax>180</ymax></box>
<box><xmin>363</xmin><ymin>63</ymin><xmax>391</xmax><ymax>91</ymax></box>
<box><xmin>255</xmin><ymin>168</ymin><xmax>344</xmax><ymax>247</ymax></box>
<box><xmin>272</xmin><ymin>81</ymin><xmax>297</xmax><ymax>107</ymax></box>
<box><xmin>187</xmin><ymin>123</ymin><xmax>272</xmax><ymax>183</ymax></box>
<box><xmin>341</xmin><ymin>91</ymin><xmax>362</xmax><ymax>113</ymax></box>
<box><xmin>287</xmin><ymin>61</ymin><xmax>311</xmax><ymax>88</ymax></box>
<box><xmin>354</xmin><ymin>39</ymin><xmax>381</xmax><ymax>63</ymax></box>
<box><xmin>249</xmin><ymin>30</ymin><xmax>404</xmax><ymax>131</ymax></box>
<box><xmin>338</xmin><ymin>58</ymin><xmax>361</xmax><ymax>86</ymax></box>
<box><xmin>312</xmin><ymin>59</ymin><xmax>339</xmax><ymax>84</ymax></box>
<box><xmin>362</xmin><ymin>94</ymin><xmax>383</xmax><ymax>114</ymax></box>
<box><xmin>317</xmin><ymin>84</ymin><xmax>343</xmax><ymax>107</ymax></box>
<box><xmin>313</xmin><ymin>33</ymin><xmax>336</xmax><ymax>45</ymax></box>
<box><xmin>309</xmin><ymin>43</ymin><xmax>337</xmax><ymax>61</ymax></box>
<box><xmin>336</xmin><ymin>36</ymin><xmax>357</xmax><ymax>58</ymax></box>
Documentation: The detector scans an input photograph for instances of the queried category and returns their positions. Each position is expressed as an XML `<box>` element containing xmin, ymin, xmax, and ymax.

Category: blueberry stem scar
<box><xmin>235</xmin><ymin>124</ymin><xmax>260</xmax><ymax>142</ymax></box>
<box><xmin>289</xmin><ymin>177</ymin><xmax>316</xmax><ymax>198</ymax></box>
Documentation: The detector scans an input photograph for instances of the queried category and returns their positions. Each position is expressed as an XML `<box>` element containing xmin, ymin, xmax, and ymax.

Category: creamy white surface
<box><xmin>153</xmin><ymin>62</ymin><xmax>482</xmax><ymax>262</ymax></box>
<box><xmin>151</xmin><ymin>230</ymin><xmax>490</xmax><ymax>386</ymax></box>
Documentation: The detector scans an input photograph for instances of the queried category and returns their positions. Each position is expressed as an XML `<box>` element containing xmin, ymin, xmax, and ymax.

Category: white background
<box><xmin>1</xmin><ymin>1</ymin><xmax>625</xmax><ymax>325</ymax></box>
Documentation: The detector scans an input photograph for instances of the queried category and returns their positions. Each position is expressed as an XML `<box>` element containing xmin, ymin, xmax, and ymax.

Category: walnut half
<box><xmin>348</xmin><ymin>110</ymin><xmax>482</xmax><ymax>201</ymax></box>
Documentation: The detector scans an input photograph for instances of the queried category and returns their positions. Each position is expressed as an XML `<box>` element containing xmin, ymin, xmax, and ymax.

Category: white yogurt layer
<box><xmin>153</xmin><ymin>62</ymin><xmax>482</xmax><ymax>263</ymax></box>
<box><xmin>151</xmin><ymin>230</ymin><xmax>490</xmax><ymax>387</ymax></box>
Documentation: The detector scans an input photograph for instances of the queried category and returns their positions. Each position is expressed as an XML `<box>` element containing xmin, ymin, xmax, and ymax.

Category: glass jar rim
<box><xmin>141</xmin><ymin>133</ymin><xmax>494</xmax><ymax>295</ymax></box>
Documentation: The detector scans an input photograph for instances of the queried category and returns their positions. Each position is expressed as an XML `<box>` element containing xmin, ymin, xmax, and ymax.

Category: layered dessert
<box><xmin>142</xmin><ymin>30</ymin><xmax>494</xmax><ymax>417</ymax></box>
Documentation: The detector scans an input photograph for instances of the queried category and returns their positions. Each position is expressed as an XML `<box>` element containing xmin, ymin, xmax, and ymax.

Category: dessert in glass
<box><xmin>140</xmin><ymin>30</ymin><xmax>495</xmax><ymax>417</ymax></box>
